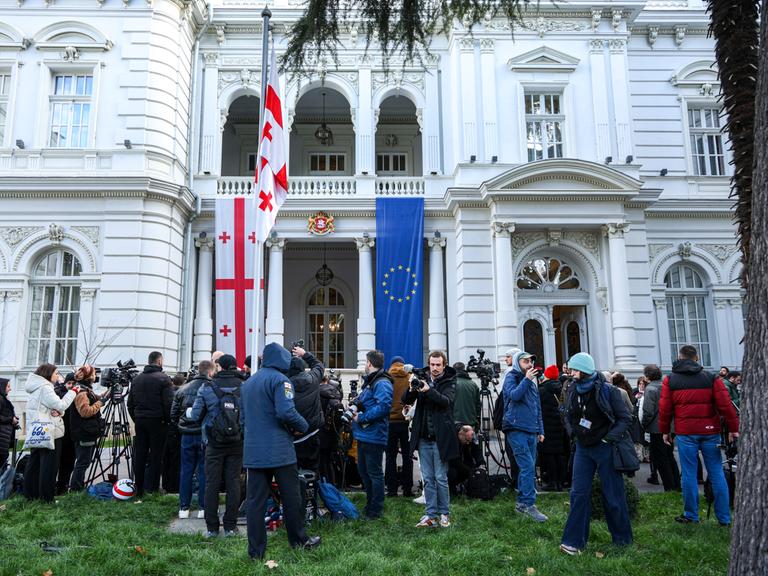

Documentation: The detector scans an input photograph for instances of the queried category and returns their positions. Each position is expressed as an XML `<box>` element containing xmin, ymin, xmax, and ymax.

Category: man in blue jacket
<box><xmin>502</xmin><ymin>349</ymin><xmax>547</xmax><ymax>522</ymax></box>
<box><xmin>351</xmin><ymin>350</ymin><xmax>394</xmax><ymax>520</ymax></box>
<box><xmin>240</xmin><ymin>342</ymin><xmax>321</xmax><ymax>561</ymax></box>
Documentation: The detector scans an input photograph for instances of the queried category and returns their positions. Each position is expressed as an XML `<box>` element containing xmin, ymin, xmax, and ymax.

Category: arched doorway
<box><xmin>306</xmin><ymin>285</ymin><xmax>348</xmax><ymax>368</ymax></box>
<box><xmin>375</xmin><ymin>95</ymin><xmax>422</xmax><ymax>177</ymax></box>
<box><xmin>517</xmin><ymin>255</ymin><xmax>589</xmax><ymax>367</ymax></box>
<box><xmin>220</xmin><ymin>94</ymin><xmax>260</xmax><ymax>176</ymax></box>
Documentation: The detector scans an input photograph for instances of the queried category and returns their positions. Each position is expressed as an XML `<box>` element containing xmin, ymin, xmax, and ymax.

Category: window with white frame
<box><xmin>49</xmin><ymin>73</ymin><xmax>93</xmax><ymax>148</ymax></box>
<box><xmin>376</xmin><ymin>152</ymin><xmax>407</xmax><ymax>174</ymax></box>
<box><xmin>0</xmin><ymin>72</ymin><xmax>10</xmax><ymax>143</ymax></box>
<box><xmin>27</xmin><ymin>250</ymin><xmax>82</xmax><ymax>367</ymax></box>
<box><xmin>665</xmin><ymin>263</ymin><xmax>712</xmax><ymax>366</ymax></box>
<box><xmin>688</xmin><ymin>106</ymin><xmax>725</xmax><ymax>176</ymax></box>
<box><xmin>525</xmin><ymin>92</ymin><xmax>564</xmax><ymax>162</ymax></box>
<box><xmin>309</xmin><ymin>152</ymin><xmax>346</xmax><ymax>174</ymax></box>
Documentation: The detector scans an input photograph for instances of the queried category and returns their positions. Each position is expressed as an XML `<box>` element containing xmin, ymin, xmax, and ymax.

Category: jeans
<box><xmin>245</xmin><ymin>465</ymin><xmax>308</xmax><ymax>560</ymax></box>
<box><xmin>507</xmin><ymin>431</ymin><xmax>538</xmax><ymax>506</ymax></box>
<box><xmin>561</xmin><ymin>441</ymin><xmax>633</xmax><ymax>549</ymax></box>
<box><xmin>385</xmin><ymin>421</ymin><xmax>413</xmax><ymax>494</ymax></box>
<box><xmin>69</xmin><ymin>441</ymin><xmax>96</xmax><ymax>491</ymax></box>
<box><xmin>204</xmin><ymin>441</ymin><xmax>243</xmax><ymax>532</ymax></box>
<box><xmin>649</xmin><ymin>433</ymin><xmax>680</xmax><ymax>491</ymax></box>
<box><xmin>24</xmin><ymin>439</ymin><xmax>62</xmax><ymax>502</ymax></box>
<box><xmin>179</xmin><ymin>434</ymin><xmax>206</xmax><ymax>510</ymax></box>
<box><xmin>133</xmin><ymin>417</ymin><xmax>167</xmax><ymax>496</ymax></box>
<box><xmin>676</xmin><ymin>434</ymin><xmax>730</xmax><ymax>524</ymax></box>
<box><xmin>418</xmin><ymin>439</ymin><xmax>449</xmax><ymax>517</ymax></box>
<box><xmin>357</xmin><ymin>441</ymin><xmax>385</xmax><ymax>518</ymax></box>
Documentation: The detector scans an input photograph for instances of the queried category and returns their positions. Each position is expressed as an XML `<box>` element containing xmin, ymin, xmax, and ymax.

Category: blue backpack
<box><xmin>87</xmin><ymin>481</ymin><xmax>114</xmax><ymax>501</ymax></box>
<box><xmin>317</xmin><ymin>478</ymin><xmax>359</xmax><ymax>520</ymax></box>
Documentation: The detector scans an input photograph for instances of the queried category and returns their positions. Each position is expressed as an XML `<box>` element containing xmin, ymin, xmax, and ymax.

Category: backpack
<box><xmin>467</xmin><ymin>467</ymin><xmax>495</xmax><ymax>501</ymax></box>
<box><xmin>317</xmin><ymin>477</ymin><xmax>359</xmax><ymax>520</ymax></box>
<box><xmin>209</xmin><ymin>385</ymin><xmax>242</xmax><ymax>445</ymax></box>
<box><xmin>492</xmin><ymin>391</ymin><xmax>505</xmax><ymax>430</ymax></box>
<box><xmin>319</xmin><ymin>383</ymin><xmax>343</xmax><ymax>431</ymax></box>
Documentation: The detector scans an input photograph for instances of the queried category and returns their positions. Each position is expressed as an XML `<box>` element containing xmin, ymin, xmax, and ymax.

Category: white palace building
<box><xmin>0</xmin><ymin>0</ymin><xmax>744</xmax><ymax>410</ymax></box>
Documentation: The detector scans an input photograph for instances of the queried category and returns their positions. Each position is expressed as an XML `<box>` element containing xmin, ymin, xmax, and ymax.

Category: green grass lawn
<box><xmin>0</xmin><ymin>491</ymin><xmax>730</xmax><ymax>576</ymax></box>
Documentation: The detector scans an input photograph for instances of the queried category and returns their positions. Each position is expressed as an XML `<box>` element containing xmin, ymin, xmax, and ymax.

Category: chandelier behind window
<box><xmin>315</xmin><ymin>243</ymin><xmax>334</xmax><ymax>286</ymax></box>
<box><xmin>314</xmin><ymin>91</ymin><xmax>333</xmax><ymax>146</ymax></box>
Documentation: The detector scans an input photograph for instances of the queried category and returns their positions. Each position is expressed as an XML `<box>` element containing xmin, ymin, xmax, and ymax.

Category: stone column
<box><xmin>729</xmin><ymin>298</ymin><xmax>745</xmax><ymax>366</ymax></box>
<box><xmin>608</xmin><ymin>39</ymin><xmax>633</xmax><ymax>160</ymax></box>
<box><xmin>424</xmin><ymin>58</ymin><xmax>441</xmax><ymax>174</ymax></box>
<box><xmin>76</xmin><ymin>287</ymin><xmax>97</xmax><ymax>365</ymax></box>
<box><xmin>356</xmin><ymin>236</ymin><xmax>376</xmax><ymax>368</ymax></box>
<box><xmin>604</xmin><ymin>223</ymin><xmax>638</xmax><ymax>368</ymax></box>
<box><xmin>193</xmin><ymin>236</ymin><xmax>214</xmax><ymax>362</ymax></box>
<box><xmin>653</xmin><ymin>297</ymin><xmax>672</xmax><ymax>367</ymax></box>
<box><xmin>356</xmin><ymin>64</ymin><xmax>374</xmax><ymax>175</ymax></box>
<box><xmin>588</xmin><ymin>39</ymin><xmax>611</xmax><ymax>161</ymax></box>
<box><xmin>479</xmin><ymin>39</ymin><xmax>498</xmax><ymax>162</ymax></box>
<box><xmin>428</xmin><ymin>234</ymin><xmax>447</xmax><ymax>352</ymax></box>
<box><xmin>201</xmin><ymin>52</ymin><xmax>220</xmax><ymax>175</ymax></box>
<box><xmin>492</xmin><ymin>222</ymin><xmax>518</xmax><ymax>358</ymax></box>
<box><xmin>265</xmin><ymin>236</ymin><xmax>285</xmax><ymax>345</ymax></box>
<box><xmin>459</xmin><ymin>38</ymin><xmax>477</xmax><ymax>161</ymax></box>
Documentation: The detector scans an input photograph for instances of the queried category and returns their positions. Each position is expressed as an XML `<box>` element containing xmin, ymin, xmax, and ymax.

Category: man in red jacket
<box><xmin>658</xmin><ymin>345</ymin><xmax>739</xmax><ymax>526</ymax></box>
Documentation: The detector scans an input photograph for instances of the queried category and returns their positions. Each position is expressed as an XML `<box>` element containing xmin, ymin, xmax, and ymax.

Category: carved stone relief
<box><xmin>0</xmin><ymin>227</ymin><xmax>42</xmax><ymax>248</ymax></box>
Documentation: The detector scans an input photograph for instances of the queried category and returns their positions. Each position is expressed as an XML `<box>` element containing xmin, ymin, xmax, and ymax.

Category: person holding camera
<box><xmin>402</xmin><ymin>350</ymin><xmax>458</xmax><ymax>528</ymax></box>
<box><xmin>350</xmin><ymin>350</ymin><xmax>394</xmax><ymax>520</ymax></box>
<box><xmin>448</xmin><ymin>424</ymin><xmax>485</xmax><ymax>495</ymax></box>
<box><xmin>171</xmin><ymin>360</ymin><xmax>214</xmax><ymax>519</ymax></box>
<box><xmin>287</xmin><ymin>344</ymin><xmax>325</xmax><ymax>474</ymax></box>
<box><xmin>501</xmin><ymin>349</ymin><xmax>547</xmax><ymax>522</ymax></box>
<box><xmin>241</xmin><ymin>342</ymin><xmax>320</xmax><ymax>560</ymax></box>
<box><xmin>128</xmin><ymin>351</ymin><xmax>174</xmax><ymax>497</ymax></box>
<box><xmin>188</xmin><ymin>354</ymin><xmax>244</xmax><ymax>537</ymax></box>
<box><xmin>68</xmin><ymin>364</ymin><xmax>106</xmax><ymax>491</ymax></box>
<box><xmin>0</xmin><ymin>377</ymin><xmax>18</xmax><ymax>470</ymax></box>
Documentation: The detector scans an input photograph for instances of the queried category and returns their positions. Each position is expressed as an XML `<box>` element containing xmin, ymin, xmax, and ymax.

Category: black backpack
<box><xmin>492</xmin><ymin>391</ymin><xmax>505</xmax><ymax>430</ymax></box>
<box><xmin>467</xmin><ymin>467</ymin><xmax>495</xmax><ymax>500</ymax></box>
<box><xmin>319</xmin><ymin>382</ymin><xmax>343</xmax><ymax>431</ymax></box>
<box><xmin>209</xmin><ymin>385</ymin><xmax>242</xmax><ymax>445</ymax></box>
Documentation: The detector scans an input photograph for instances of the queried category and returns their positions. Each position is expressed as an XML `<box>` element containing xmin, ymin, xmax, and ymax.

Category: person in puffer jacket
<box><xmin>0</xmin><ymin>377</ymin><xmax>18</xmax><ymax>470</ymax></box>
<box><xmin>286</xmin><ymin>346</ymin><xmax>325</xmax><ymax>474</ymax></box>
<box><xmin>502</xmin><ymin>349</ymin><xmax>546</xmax><ymax>522</ymax></box>
<box><xmin>23</xmin><ymin>363</ymin><xmax>77</xmax><ymax>502</ymax></box>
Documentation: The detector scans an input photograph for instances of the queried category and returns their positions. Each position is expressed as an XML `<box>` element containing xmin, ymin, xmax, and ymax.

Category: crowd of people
<box><xmin>0</xmin><ymin>340</ymin><xmax>741</xmax><ymax>559</ymax></box>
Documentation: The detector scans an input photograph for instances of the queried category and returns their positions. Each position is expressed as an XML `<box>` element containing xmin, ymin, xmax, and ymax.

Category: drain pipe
<box><xmin>179</xmin><ymin>2</ymin><xmax>213</xmax><ymax>370</ymax></box>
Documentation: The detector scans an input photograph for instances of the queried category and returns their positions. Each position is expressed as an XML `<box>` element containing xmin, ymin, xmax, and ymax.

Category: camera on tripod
<box><xmin>467</xmin><ymin>349</ymin><xmax>501</xmax><ymax>387</ymax></box>
<box><xmin>100</xmin><ymin>359</ymin><xmax>138</xmax><ymax>401</ymax></box>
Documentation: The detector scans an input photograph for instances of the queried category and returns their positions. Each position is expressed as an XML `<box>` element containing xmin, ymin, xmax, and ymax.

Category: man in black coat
<box><xmin>538</xmin><ymin>365</ymin><xmax>567</xmax><ymax>491</ymax></box>
<box><xmin>128</xmin><ymin>350</ymin><xmax>174</xmax><ymax>497</ymax></box>
<box><xmin>0</xmin><ymin>377</ymin><xmax>17</xmax><ymax>469</ymax></box>
<box><xmin>448</xmin><ymin>424</ymin><xmax>484</xmax><ymax>495</ymax></box>
<box><xmin>402</xmin><ymin>351</ymin><xmax>459</xmax><ymax>528</ymax></box>
<box><xmin>287</xmin><ymin>346</ymin><xmax>325</xmax><ymax>474</ymax></box>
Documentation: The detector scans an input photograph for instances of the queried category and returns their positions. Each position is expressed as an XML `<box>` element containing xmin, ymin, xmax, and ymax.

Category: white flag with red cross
<box><xmin>215</xmin><ymin>196</ymin><xmax>258</xmax><ymax>366</ymax></box>
<box><xmin>254</xmin><ymin>47</ymin><xmax>288</xmax><ymax>241</ymax></box>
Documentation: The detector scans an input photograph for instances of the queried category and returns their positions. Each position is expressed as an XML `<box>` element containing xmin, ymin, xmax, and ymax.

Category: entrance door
<box><xmin>553</xmin><ymin>305</ymin><xmax>587</xmax><ymax>367</ymax></box>
<box><xmin>306</xmin><ymin>286</ymin><xmax>346</xmax><ymax>368</ymax></box>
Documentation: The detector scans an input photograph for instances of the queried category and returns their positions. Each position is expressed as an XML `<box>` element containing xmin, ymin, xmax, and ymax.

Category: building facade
<box><xmin>0</xmin><ymin>0</ymin><xmax>744</xmax><ymax>412</ymax></box>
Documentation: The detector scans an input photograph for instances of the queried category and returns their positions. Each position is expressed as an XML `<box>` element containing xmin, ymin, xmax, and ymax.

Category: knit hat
<box><xmin>217</xmin><ymin>354</ymin><xmax>238</xmax><ymax>370</ymax></box>
<box><xmin>390</xmin><ymin>356</ymin><xmax>405</xmax><ymax>365</ymax></box>
<box><xmin>568</xmin><ymin>352</ymin><xmax>596</xmax><ymax>376</ymax></box>
<box><xmin>543</xmin><ymin>365</ymin><xmax>559</xmax><ymax>381</ymax></box>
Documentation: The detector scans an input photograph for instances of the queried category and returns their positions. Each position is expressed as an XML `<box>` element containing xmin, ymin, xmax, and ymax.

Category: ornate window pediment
<box><xmin>34</xmin><ymin>21</ymin><xmax>113</xmax><ymax>55</ymax></box>
<box><xmin>671</xmin><ymin>60</ymin><xmax>720</xmax><ymax>95</ymax></box>
<box><xmin>0</xmin><ymin>23</ymin><xmax>29</xmax><ymax>50</ymax></box>
<box><xmin>507</xmin><ymin>46</ymin><xmax>580</xmax><ymax>73</ymax></box>
<box><xmin>517</xmin><ymin>257</ymin><xmax>581</xmax><ymax>291</ymax></box>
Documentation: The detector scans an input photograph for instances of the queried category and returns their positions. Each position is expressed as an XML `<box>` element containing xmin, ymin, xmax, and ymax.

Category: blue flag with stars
<box><xmin>375</xmin><ymin>198</ymin><xmax>424</xmax><ymax>366</ymax></box>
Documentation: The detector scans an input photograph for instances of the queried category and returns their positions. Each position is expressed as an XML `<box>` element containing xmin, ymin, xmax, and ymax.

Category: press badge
<box><xmin>579</xmin><ymin>418</ymin><xmax>593</xmax><ymax>430</ymax></box>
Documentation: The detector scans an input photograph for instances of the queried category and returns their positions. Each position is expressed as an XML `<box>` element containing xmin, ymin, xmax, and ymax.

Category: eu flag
<box><xmin>375</xmin><ymin>198</ymin><xmax>424</xmax><ymax>366</ymax></box>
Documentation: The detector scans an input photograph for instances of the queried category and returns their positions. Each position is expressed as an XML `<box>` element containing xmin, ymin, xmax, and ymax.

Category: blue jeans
<box><xmin>507</xmin><ymin>431</ymin><xmax>538</xmax><ymax>507</ymax></box>
<box><xmin>677</xmin><ymin>434</ymin><xmax>730</xmax><ymax>524</ymax></box>
<box><xmin>357</xmin><ymin>441</ymin><xmax>385</xmax><ymax>518</ymax></box>
<box><xmin>179</xmin><ymin>434</ymin><xmax>205</xmax><ymax>510</ymax></box>
<box><xmin>562</xmin><ymin>441</ymin><xmax>633</xmax><ymax>549</ymax></box>
<box><xmin>418</xmin><ymin>440</ymin><xmax>450</xmax><ymax>517</ymax></box>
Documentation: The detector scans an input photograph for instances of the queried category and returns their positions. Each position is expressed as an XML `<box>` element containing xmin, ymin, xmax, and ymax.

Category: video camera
<box><xmin>100</xmin><ymin>359</ymin><xmax>138</xmax><ymax>401</ymax></box>
<box><xmin>466</xmin><ymin>349</ymin><xmax>501</xmax><ymax>387</ymax></box>
<box><xmin>403</xmin><ymin>364</ymin><xmax>430</xmax><ymax>391</ymax></box>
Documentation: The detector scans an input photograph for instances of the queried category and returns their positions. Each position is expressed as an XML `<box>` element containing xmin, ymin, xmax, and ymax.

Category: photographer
<box><xmin>502</xmin><ymin>350</ymin><xmax>547</xmax><ymax>522</ymax></box>
<box><xmin>171</xmin><ymin>360</ymin><xmax>214</xmax><ymax>519</ymax></box>
<box><xmin>0</xmin><ymin>377</ymin><xmax>18</xmax><ymax>470</ymax></box>
<box><xmin>318</xmin><ymin>373</ymin><xmax>343</xmax><ymax>486</ymax></box>
<box><xmin>452</xmin><ymin>362</ymin><xmax>480</xmax><ymax>430</ymax></box>
<box><xmin>287</xmin><ymin>345</ymin><xmax>325</xmax><ymax>474</ymax></box>
<box><xmin>402</xmin><ymin>351</ymin><xmax>458</xmax><ymax>528</ymax></box>
<box><xmin>128</xmin><ymin>351</ymin><xmax>174</xmax><ymax>497</ymax></box>
<box><xmin>351</xmin><ymin>350</ymin><xmax>394</xmax><ymax>520</ymax></box>
<box><xmin>448</xmin><ymin>424</ymin><xmax>484</xmax><ymax>495</ymax></box>
<box><xmin>68</xmin><ymin>365</ymin><xmax>106</xmax><ymax>491</ymax></box>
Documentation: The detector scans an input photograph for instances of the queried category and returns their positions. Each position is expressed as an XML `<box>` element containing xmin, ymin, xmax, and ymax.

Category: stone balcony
<box><xmin>216</xmin><ymin>175</ymin><xmax>426</xmax><ymax>198</ymax></box>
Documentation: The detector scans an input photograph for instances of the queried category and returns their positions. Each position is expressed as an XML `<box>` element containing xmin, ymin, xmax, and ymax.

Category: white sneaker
<box><xmin>178</xmin><ymin>509</ymin><xmax>190</xmax><ymax>519</ymax></box>
<box><xmin>413</xmin><ymin>494</ymin><xmax>426</xmax><ymax>505</ymax></box>
<box><xmin>439</xmin><ymin>514</ymin><xmax>451</xmax><ymax>528</ymax></box>
<box><xmin>197</xmin><ymin>510</ymin><xmax>205</xmax><ymax>519</ymax></box>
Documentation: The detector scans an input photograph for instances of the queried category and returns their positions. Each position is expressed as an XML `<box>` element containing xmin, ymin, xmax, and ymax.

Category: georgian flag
<box><xmin>254</xmin><ymin>48</ymin><xmax>288</xmax><ymax>241</ymax></box>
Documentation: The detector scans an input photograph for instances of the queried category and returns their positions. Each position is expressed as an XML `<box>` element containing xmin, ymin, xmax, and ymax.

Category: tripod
<box><xmin>85</xmin><ymin>385</ymin><xmax>134</xmax><ymax>486</ymax></box>
<box><xmin>477</xmin><ymin>378</ymin><xmax>512</xmax><ymax>479</ymax></box>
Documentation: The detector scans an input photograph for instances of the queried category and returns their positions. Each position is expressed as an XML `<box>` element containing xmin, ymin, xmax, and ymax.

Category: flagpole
<box><xmin>252</xmin><ymin>5</ymin><xmax>271</xmax><ymax>367</ymax></box>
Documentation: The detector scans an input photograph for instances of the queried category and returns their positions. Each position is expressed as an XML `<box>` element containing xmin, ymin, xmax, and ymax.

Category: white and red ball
<box><xmin>112</xmin><ymin>478</ymin><xmax>136</xmax><ymax>500</ymax></box>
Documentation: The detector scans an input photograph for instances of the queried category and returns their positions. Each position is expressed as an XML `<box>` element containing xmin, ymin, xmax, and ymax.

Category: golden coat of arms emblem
<box><xmin>308</xmin><ymin>211</ymin><xmax>335</xmax><ymax>235</ymax></box>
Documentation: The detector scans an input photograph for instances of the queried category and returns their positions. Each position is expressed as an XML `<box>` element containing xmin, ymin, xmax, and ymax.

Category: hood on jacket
<box><xmin>672</xmin><ymin>359</ymin><xmax>703</xmax><ymax>375</ymax></box>
<box><xmin>25</xmin><ymin>372</ymin><xmax>53</xmax><ymax>394</ymax></box>
<box><xmin>388</xmin><ymin>362</ymin><xmax>409</xmax><ymax>379</ymax></box>
<box><xmin>287</xmin><ymin>356</ymin><xmax>307</xmax><ymax>378</ymax></box>
<box><xmin>143</xmin><ymin>364</ymin><xmax>163</xmax><ymax>374</ymax></box>
<box><xmin>262</xmin><ymin>342</ymin><xmax>291</xmax><ymax>373</ymax></box>
<box><xmin>511</xmin><ymin>350</ymin><xmax>534</xmax><ymax>374</ymax></box>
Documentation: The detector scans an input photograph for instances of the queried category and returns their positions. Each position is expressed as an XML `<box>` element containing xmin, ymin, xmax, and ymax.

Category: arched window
<box><xmin>523</xmin><ymin>319</ymin><xmax>545</xmax><ymax>366</ymax></box>
<box><xmin>27</xmin><ymin>250</ymin><xmax>82</xmax><ymax>366</ymax></box>
<box><xmin>307</xmin><ymin>286</ymin><xmax>346</xmax><ymax>368</ymax></box>
<box><xmin>517</xmin><ymin>257</ymin><xmax>580</xmax><ymax>291</ymax></box>
<box><xmin>665</xmin><ymin>263</ymin><xmax>711</xmax><ymax>366</ymax></box>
